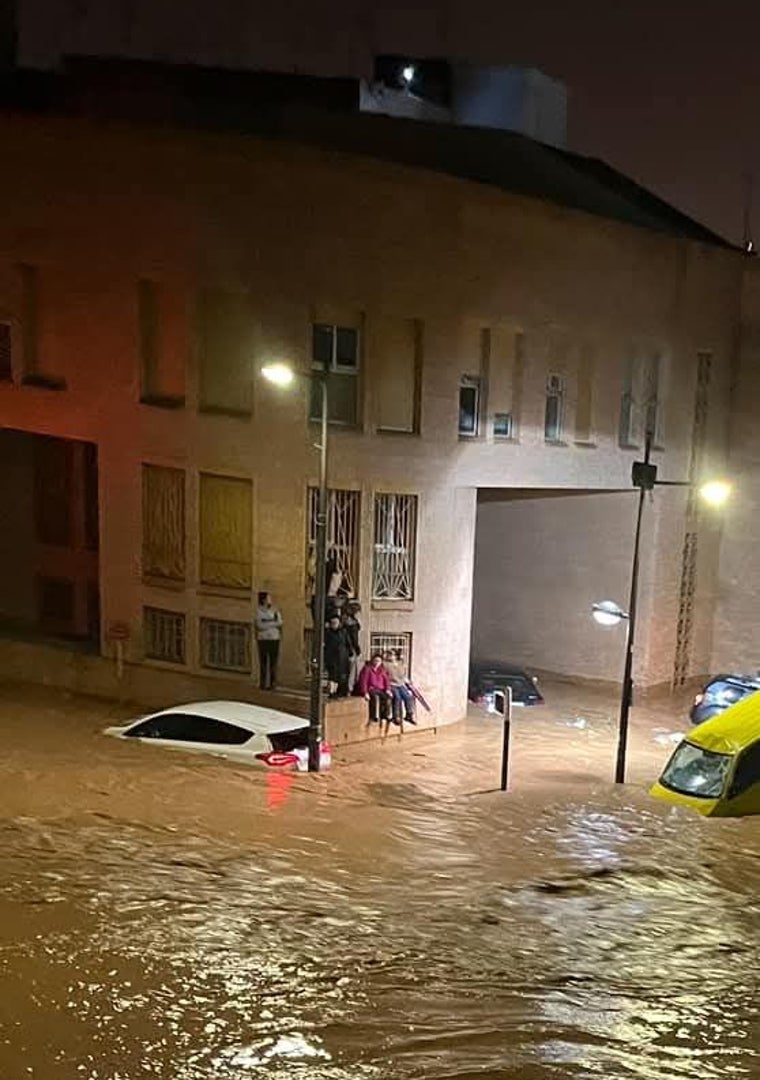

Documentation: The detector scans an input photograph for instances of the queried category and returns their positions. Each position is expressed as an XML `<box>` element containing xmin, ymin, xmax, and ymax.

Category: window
<box><xmin>37</xmin><ymin>576</ymin><xmax>74</xmax><ymax>625</ymax></box>
<box><xmin>310</xmin><ymin>322</ymin><xmax>359</xmax><ymax>425</ymax></box>
<box><xmin>375</xmin><ymin>318</ymin><xmax>422</xmax><ymax>434</ymax></box>
<box><xmin>729</xmin><ymin>741</ymin><xmax>760</xmax><ymax>799</ymax></box>
<box><xmin>142</xmin><ymin>465</ymin><xmax>185</xmax><ymax>581</ymax></box>
<box><xmin>198</xmin><ymin>288</ymin><xmax>253</xmax><ymax>414</ymax></box>
<box><xmin>199</xmin><ymin>473</ymin><xmax>252</xmax><ymax>589</ymax></box>
<box><xmin>270</xmin><ymin>728</ymin><xmax>309</xmax><ymax>753</ymax></box>
<box><xmin>493</xmin><ymin>412</ymin><xmax>513</xmax><ymax>439</ymax></box>
<box><xmin>660</xmin><ymin>742</ymin><xmax>730</xmax><ymax>799</ymax></box>
<box><xmin>0</xmin><ymin>322</ymin><xmax>11</xmax><ymax>380</ymax></box>
<box><xmin>200</xmin><ymin>617</ymin><xmax>252</xmax><ymax>673</ymax></box>
<box><xmin>370</xmin><ymin>632</ymin><xmax>412</xmax><ymax>675</ymax></box>
<box><xmin>372</xmin><ymin>494</ymin><xmax>417</xmax><ymax>601</ymax></box>
<box><xmin>138</xmin><ymin>279</ymin><xmax>159</xmax><ymax>399</ymax></box>
<box><xmin>307</xmin><ymin>487</ymin><xmax>360</xmax><ymax>601</ymax></box>
<box><xmin>458</xmin><ymin>376</ymin><xmax>481</xmax><ymax>437</ymax></box>
<box><xmin>544</xmin><ymin>373</ymin><xmax>565</xmax><ymax>442</ymax></box>
<box><xmin>619</xmin><ymin>353</ymin><xmax>662</xmax><ymax>448</ymax></box>
<box><xmin>125</xmin><ymin>713</ymin><xmax>251</xmax><ymax>744</ymax></box>
<box><xmin>575</xmin><ymin>346</ymin><xmax>594</xmax><ymax>443</ymax></box>
<box><xmin>34</xmin><ymin>435</ymin><xmax>73</xmax><ymax>546</ymax></box>
<box><xmin>144</xmin><ymin>606</ymin><xmax>186</xmax><ymax>664</ymax></box>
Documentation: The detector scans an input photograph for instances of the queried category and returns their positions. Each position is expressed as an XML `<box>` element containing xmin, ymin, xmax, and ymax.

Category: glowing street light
<box><xmin>261</xmin><ymin>361</ymin><xmax>295</xmax><ymax>388</ymax></box>
<box><xmin>699</xmin><ymin>479</ymin><xmax>732</xmax><ymax>508</ymax></box>
<box><xmin>260</xmin><ymin>360</ymin><xmax>328</xmax><ymax>774</ymax></box>
<box><xmin>401</xmin><ymin>64</ymin><xmax>415</xmax><ymax>86</ymax></box>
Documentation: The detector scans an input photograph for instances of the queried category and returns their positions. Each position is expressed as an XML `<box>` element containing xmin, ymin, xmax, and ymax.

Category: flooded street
<box><xmin>1</xmin><ymin>680</ymin><xmax>759</xmax><ymax>1079</ymax></box>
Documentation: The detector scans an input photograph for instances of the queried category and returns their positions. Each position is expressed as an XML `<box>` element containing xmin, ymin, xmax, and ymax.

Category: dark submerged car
<box><xmin>469</xmin><ymin>661</ymin><xmax>544</xmax><ymax>707</ymax></box>
<box><xmin>690</xmin><ymin>673</ymin><xmax>760</xmax><ymax>726</ymax></box>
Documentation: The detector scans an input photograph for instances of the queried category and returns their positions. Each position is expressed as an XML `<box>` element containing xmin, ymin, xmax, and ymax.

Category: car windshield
<box><xmin>479</xmin><ymin>673</ymin><xmax>535</xmax><ymax>696</ymax></box>
<box><xmin>660</xmin><ymin>741</ymin><xmax>732</xmax><ymax>799</ymax></box>
<box><xmin>703</xmin><ymin>680</ymin><xmax>756</xmax><ymax>707</ymax></box>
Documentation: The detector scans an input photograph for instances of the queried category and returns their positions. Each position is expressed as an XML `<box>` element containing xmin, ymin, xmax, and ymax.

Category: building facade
<box><xmin>0</xmin><ymin>90</ymin><xmax>747</xmax><ymax>719</ymax></box>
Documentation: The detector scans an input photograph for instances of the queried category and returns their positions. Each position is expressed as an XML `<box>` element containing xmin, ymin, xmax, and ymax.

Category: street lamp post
<box><xmin>261</xmin><ymin>362</ymin><xmax>328</xmax><ymax>773</ymax></box>
<box><xmin>593</xmin><ymin>433</ymin><xmax>731</xmax><ymax>784</ymax></box>
<box><xmin>309</xmin><ymin>373</ymin><xmax>328</xmax><ymax>773</ymax></box>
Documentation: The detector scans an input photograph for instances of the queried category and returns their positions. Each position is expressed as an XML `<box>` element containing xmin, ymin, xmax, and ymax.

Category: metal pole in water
<box><xmin>500</xmin><ymin>685</ymin><xmax>513</xmax><ymax>792</ymax></box>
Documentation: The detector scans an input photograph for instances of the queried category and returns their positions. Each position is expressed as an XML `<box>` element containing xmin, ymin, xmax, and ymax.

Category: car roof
<box><xmin>706</xmin><ymin>672</ymin><xmax>760</xmax><ymax>689</ymax></box>
<box><xmin>689</xmin><ymin>689</ymin><xmax>760</xmax><ymax>755</ymax></box>
<box><xmin>140</xmin><ymin>700</ymin><xmax>307</xmax><ymax>735</ymax></box>
<box><xmin>471</xmin><ymin>661</ymin><xmax>530</xmax><ymax>676</ymax></box>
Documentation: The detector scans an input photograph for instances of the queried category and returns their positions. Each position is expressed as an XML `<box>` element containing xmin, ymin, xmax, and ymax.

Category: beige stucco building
<box><xmin>0</xmin><ymin>64</ymin><xmax>751</xmax><ymax>721</ymax></box>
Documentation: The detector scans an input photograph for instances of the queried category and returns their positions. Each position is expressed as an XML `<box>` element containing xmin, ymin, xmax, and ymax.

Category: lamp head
<box><xmin>592</xmin><ymin>600</ymin><xmax>629</xmax><ymax>627</ymax></box>
<box><xmin>261</xmin><ymin>362</ymin><xmax>295</xmax><ymax>388</ymax></box>
<box><xmin>699</xmin><ymin>479</ymin><xmax>731</xmax><ymax>508</ymax></box>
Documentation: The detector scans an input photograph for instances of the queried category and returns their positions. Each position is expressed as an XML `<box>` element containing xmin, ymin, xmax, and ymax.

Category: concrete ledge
<box><xmin>324</xmin><ymin>694</ymin><xmax>438</xmax><ymax>746</ymax></box>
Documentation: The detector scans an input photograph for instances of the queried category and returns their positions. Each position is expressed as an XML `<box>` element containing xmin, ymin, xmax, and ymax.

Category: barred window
<box><xmin>200</xmin><ymin>617</ymin><xmax>251</xmax><ymax>672</ymax></box>
<box><xmin>372</xmin><ymin>493</ymin><xmax>417</xmax><ymax>601</ymax></box>
<box><xmin>307</xmin><ymin>487</ymin><xmax>360</xmax><ymax>601</ymax></box>
<box><xmin>144</xmin><ymin>607</ymin><xmax>186</xmax><ymax>664</ymax></box>
<box><xmin>370</xmin><ymin>632</ymin><xmax>413</xmax><ymax>676</ymax></box>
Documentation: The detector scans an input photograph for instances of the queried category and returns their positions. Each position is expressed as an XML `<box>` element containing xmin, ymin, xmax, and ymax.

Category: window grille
<box><xmin>544</xmin><ymin>373</ymin><xmax>565</xmax><ymax>442</ymax></box>
<box><xmin>144</xmin><ymin>606</ymin><xmax>186</xmax><ymax>664</ymax></box>
<box><xmin>372</xmin><ymin>493</ymin><xmax>417</xmax><ymax>600</ymax></box>
<box><xmin>200</xmin><ymin>617</ymin><xmax>251</xmax><ymax>672</ymax></box>
<box><xmin>370</xmin><ymin>631</ymin><xmax>413</xmax><ymax>675</ymax></box>
<box><xmin>458</xmin><ymin>375</ymin><xmax>480</xmax><ymax>436</ymax></box>
<box><xmin>0</xmin><ymin>323</ymin><xmax>11</xmax><ymax>381</ymax></box>
<box><xmin>307</xmin><ymin>487</ymin><xmax>360</xmax><ymax>600</ymax></box>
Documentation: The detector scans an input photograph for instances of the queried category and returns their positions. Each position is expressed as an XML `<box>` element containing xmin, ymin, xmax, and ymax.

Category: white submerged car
<box><xmin>104</xmin><ymin>700</ymin><xmax>331</xmax><ymax>771</ymax></box>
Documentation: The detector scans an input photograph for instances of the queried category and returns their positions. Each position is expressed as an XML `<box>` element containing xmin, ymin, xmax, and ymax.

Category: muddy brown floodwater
<box><xmin>0</xmin><ymin>679</ymin><xmax>759</xmax><ymax>1079</ymax></box>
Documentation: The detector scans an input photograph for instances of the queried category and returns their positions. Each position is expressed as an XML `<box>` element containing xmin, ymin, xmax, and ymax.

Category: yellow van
<box><xmin>650</xmin><ymin>690</ymin><xmax>760</xmax><ymax>817</ymax></box>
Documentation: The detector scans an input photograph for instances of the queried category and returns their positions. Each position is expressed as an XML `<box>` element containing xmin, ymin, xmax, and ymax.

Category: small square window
<box><xmin>493</xmin><ymin>412</ymin><xmax>513</xmax><ymax>439</ymax></box>
<box><xmin>200</xmin><ymin>617</ymin><xmax>251</xmax><ymax>672</ymax></box>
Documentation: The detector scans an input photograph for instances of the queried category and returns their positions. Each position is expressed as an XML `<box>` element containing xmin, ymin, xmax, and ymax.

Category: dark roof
<box><xmin>0</xmin><ymin>58</ymin><xmax>736</xmax><ymax>250</ymax></box>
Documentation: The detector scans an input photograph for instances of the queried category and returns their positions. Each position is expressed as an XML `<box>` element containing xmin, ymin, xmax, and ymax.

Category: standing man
<box><xmin>255</xmin><ymin>591</ymin><xmax>283</xmax><ymax>690</ymax></box>
<box><xmin>324</xmin><ymin>614</ymin><xmax>351</xmax><ymax>698</ymax></box>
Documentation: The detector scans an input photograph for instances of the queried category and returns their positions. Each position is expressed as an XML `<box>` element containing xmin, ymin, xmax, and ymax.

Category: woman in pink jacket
<box><xmin>357</xmin><ymin>653</ymin><xmax>393</xmax><ymax>723</ymax></box>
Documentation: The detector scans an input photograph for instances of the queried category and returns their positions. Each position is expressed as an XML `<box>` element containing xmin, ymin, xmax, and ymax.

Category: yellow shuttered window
<box><xmin>142</xmin><ymin>465</ymin><xmax>186</xmax><ymax>581</ymax></box>
<box><xmin>199</xmin><ymin>473</ymin><xmax>252</xmax><ymax>588</ymax></box>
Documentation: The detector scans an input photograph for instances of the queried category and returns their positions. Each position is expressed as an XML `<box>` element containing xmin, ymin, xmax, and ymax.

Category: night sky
<box><xmin>19</xmin><ymin>0</ymin><xmax>760</xmax><ymax>241</ymax></box>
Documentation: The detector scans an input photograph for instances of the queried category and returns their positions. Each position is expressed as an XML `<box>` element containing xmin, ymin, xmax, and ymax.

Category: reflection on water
<box><xmin>1</xmin><ymin>789</ymin><xmax>759</xmax><ymax>1080</ymax></box>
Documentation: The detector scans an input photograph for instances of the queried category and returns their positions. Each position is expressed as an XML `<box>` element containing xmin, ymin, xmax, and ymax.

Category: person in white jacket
<box><xmin>255</xmin><ymin>592</ymin><xmax>283</xmax><ymax>690</ymax></box>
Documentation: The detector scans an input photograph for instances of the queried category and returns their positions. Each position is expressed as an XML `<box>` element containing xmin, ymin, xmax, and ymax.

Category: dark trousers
<box><xmin>257</xmin><ymin>639</ymin><xmax>280</xmax><ymax>689</ymax></box>
<box><xmin>367</xmin><ymin>689</ymin><xmax>391</xmax><ymax>723</ymax></box>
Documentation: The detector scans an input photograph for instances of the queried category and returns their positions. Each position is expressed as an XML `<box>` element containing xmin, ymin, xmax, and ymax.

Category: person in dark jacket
<box><xmin>342</xmin><ymin>601</ymin><xmax>362</xmax><ymax>691</ymax></box>
<box><xmin>324</xmin><ymin>615</ymin><xmax>351</xmax><ymax>698</ymax></box>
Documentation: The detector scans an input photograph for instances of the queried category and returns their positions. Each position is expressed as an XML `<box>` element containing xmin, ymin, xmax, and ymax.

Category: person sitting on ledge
<box><xmin>357</xmin><ymin>653</ymin><xmax>393</xmax><ymax>724</ymax></box>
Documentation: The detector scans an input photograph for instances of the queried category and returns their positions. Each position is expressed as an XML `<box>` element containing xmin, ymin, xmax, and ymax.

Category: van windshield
<box><xmin>661</xmin><ymin>741</ymin><xmax>731</xmax><ymax>799</ymax></box>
